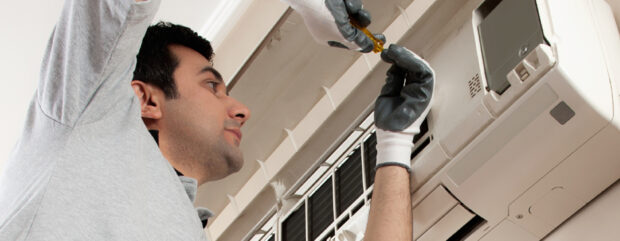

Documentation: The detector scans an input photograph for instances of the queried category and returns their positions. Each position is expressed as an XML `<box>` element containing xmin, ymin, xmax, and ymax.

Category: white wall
<box><xmin>0</xmin><ymin>1</ymin><xmax>64</xmax><ymax>174</ymax></box>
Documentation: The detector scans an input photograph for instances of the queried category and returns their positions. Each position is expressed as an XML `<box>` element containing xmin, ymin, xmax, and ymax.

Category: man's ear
<box><xmin>131</xmin><ymin>80</ymin><xmax>163</xmax><ymax>120</ymax></box>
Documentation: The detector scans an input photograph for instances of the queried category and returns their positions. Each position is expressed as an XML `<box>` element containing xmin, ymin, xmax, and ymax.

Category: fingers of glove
<box><xmin>325</xmin><ymin>0</ymin><xmax>358</xmax><ymax>42</ymax></box>
<box><xmin>326</xmin><ymin>0</ymin><xmax>352</xmax><ymax>29</ymax></box>
<box><xmin>344</xmin><ymin>0</ymin><xmax>363</xmax><ymax>14</ymax></box>
<box><xmin>380</xmin><ymin>47</ymin><xmax>395</xmax><ymax>64</ymax></box>
<box><xmin>350</xmin><ymin>9</ymin><xmax>372</xmax><ymax>28</ymax></box>
<box><xmin>374</xmin><ymin>65</ymin><xmax>407</xmax><ymax>131</ymax></box>
<box><xmin>375</xmin><ymin>98</ymin><xmax>418</xmax><ymax>132</ymax></box>
<box><xmin>375</xmin><ymin>96</ymin><xmax>431</xmax><ymax>132</ymax></box>
<box><xmin>392</xmin><ymin>83</ymin><xmax>433</xmax><ymax>131</ymax></box>
<box><xmin>373</xmin><ymin>33</ymin><xmax>386</xmax><ymax>44</ymax></box>
<box><xmin>343</xmin><ymin>0</ymin><xmax>372</xmax><ymax>29</ymax></box>
<box><xmin>326</xmin><ymin>0</ymin><xmax>375</xmax><ymax>52</ymax></box>
<box><xmin>381</xmin><ymin>45</ymin><xmax>433</xmax><ymax>79</ymax></box>
<box><xmin>379</xmin><ymin>65</ymin><xmax>406</xmax><ymax>97</ymax></box>
<box><xmin>399</xmin><ymin>46</ymin><xmax>434</xmax><ymax>107</ymax></box>
<box><xmin>402</xmin><ymin>71</ymin><xmax>434</xmax><ymax>102</ymax></box>
<box><xmin>375</xmin><ymin>46</ymin><xmax>435</xmax><ymax>132</ymax></box>
<box><xmin>375</xmin><ymin>68</ymin><xmax>433</xmax><ymax>132</ymax></box>
<box><xmin>353</xmin><ymin>30</ymin><xmax>375</xmax><ymax>53</ymax></box>
<box><xmin>382</xmin><ymin>44</ymin><xmax>434</xmax><ymax>96</ymax></box>
<box><xmin>381</xmin><ymin>44</ymin><xmax>414</xmax><ymax>64</ymax></box>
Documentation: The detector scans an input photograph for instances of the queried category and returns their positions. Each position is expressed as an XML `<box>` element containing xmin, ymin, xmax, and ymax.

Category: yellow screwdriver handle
<box><xmin>349</xmin><ymin>19</ymin><xmax>384</xmax><ymax>53</ymax></box>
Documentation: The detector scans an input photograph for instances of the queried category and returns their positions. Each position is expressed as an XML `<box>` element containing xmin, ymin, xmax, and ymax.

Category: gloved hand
<box><xmin>374</xmin><ymin>44</ymin><xmax>435</xmax><ymax>171</ymax></box>
<box><xmin>281</xmin><ymin>0</ymin><xmax>385</xmax><ymax>53</ymax></box>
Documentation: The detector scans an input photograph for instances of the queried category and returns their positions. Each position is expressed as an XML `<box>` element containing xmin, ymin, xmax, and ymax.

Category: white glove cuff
<box><xmin>375</xmin><ymin>128</ymin><xmax>416</xmax><ymax>172</ymax></box>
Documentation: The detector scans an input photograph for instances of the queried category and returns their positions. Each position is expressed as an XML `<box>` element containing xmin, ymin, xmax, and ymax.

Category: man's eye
<box><xmin>206</xmin><ymin>81</ymin><xmax>218</xmax><ymax>91</ymax></box>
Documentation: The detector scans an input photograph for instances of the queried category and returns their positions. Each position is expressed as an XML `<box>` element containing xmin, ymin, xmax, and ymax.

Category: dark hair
<box><xmin>133</xmin><ymin>21</ymin><xmax>213</xmax><ymax>99</ymax></box>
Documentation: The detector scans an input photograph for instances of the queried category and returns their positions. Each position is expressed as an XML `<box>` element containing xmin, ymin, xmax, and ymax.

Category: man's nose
<box><xmin>228</xmin><ymin>97</ymin><xmax>251</xmax><ymax>126</ymax></box>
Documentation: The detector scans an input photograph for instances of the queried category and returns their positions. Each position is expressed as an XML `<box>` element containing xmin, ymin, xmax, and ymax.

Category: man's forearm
<box><xmin>364</xmin><ymin>166</ymin><xmax>412</xmax><ymax>240</ymax></box>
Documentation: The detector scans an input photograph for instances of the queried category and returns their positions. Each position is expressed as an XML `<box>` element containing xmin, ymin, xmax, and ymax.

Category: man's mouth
<box><xmin>226</xmin><ymin>129</ymin><xmax>242</xmax><ymax>142</ymax></box>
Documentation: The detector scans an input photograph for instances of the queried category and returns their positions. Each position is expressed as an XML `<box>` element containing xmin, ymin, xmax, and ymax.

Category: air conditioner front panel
<box><xmin>507</xmin><ymin>122</ymin><xmax>620</xmax><ymax>237</ymax></box>
<box><xmin>411</xmin><ymin>0</ymin><xmax>620</xmax><ymax>238</ymax></box>
<box><xmin>477</xmin><ymin>219</ymin><xmax>539</xmax><ymax>241</ymax></box>
<box><xmin>426</xmin><ymin>17</ymin><xmax>491</xmax><ymax>158</ymax></box>
<box><xmin>445</xmin><ymin>74</ymin><xmax>611</xmax><ymax>227</ymax></box>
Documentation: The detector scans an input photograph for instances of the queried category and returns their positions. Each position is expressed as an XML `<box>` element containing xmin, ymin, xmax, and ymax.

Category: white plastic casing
<box><xmin>409</xmin><ymin>0</ymin><xmax>620</xmax><ymax>239</ymax></box>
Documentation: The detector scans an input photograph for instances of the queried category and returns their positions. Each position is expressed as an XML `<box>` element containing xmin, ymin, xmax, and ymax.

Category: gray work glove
<box><xmin>374</xmin><ymin>44</ymin><xmax>435</xmax><ymax>171</ymax></box>
<box><xmin>281</xmin><ymin>0</ymin><xmax>385</xmax><ymax>52</ymax></box>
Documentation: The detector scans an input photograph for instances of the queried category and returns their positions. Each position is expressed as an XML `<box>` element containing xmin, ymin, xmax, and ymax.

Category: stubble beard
<box><xmin>200</xmin><ymin>134</ymin><xmax>244</xmax><ymax>181</ymax></box>
<box><xmin>167</xmin><ymin>126</ymin><xmax>244</xmax><ymax>181</ymax></box>
<box><xmin>213</xmin><ymin>136</ymin><xmax>244</xmax><ymax>174</ymax></box>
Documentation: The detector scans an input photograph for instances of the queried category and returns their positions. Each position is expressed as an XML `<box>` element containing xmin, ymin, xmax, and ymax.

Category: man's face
<box><xmin>160</xmin><ymin>44</ymin><xmax>250</xmax><ymax>182</ymax></box>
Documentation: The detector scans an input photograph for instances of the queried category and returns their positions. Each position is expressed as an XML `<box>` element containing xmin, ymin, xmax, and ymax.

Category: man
<box><xmin>0</xmin><ymin>0</ymin><xmax>432</xmax><ymax>240</ymax></box>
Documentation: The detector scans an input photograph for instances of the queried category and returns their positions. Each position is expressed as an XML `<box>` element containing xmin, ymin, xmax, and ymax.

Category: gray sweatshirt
<box><xmin>0</xmin><ymin>0</ymin><xmax>208</xmax><ymax>240</ymax></box>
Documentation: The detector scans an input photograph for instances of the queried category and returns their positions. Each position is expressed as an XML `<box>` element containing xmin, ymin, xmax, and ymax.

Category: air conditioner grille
<box><xmin>321</xmin><ymin>230</ymin><xmax>335</xmax><ymax>241</ymax></box>
<box><xmin>363</xmin><ymin>132</ymin><xmax>377</xmax><ymax>189</ymax></box>
<box><xmin>468</xmin><ymin>73</ymin><xmax>482</xmax><ymax>98</ymax></box>
<box><xmin>336</xmin><ymin>147</ymin><xmax>364</xmax><ymax>215</ymax></box>
<box><xmin>309</xmin><ymin>177</ymin><xmax>334</xmax><ymax>240</ymax></box>
<box><xmin>282</xmin><ymin>204</ymin><xmax>306</xmax><ymax>241</ymax></box>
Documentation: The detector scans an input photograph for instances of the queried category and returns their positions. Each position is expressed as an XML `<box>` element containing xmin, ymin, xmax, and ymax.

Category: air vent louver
<box><xmin>309</xmin><ymin>177</ymin><xmax>334</xmax><ymax>240</ymax></box>
<box><xmin>336</xmin><ymin>147</ymin><xmax>364</xmax><ymax>215</ymax></box>
<box><xmin>363</xmin><ymin>133</ymin><xmax>377</xmax><ymax>189</ymax></box>
<box><xmin>282</xmin><ymin>204</ymin><xmax>306</xmax><ymax>241</ymax></box>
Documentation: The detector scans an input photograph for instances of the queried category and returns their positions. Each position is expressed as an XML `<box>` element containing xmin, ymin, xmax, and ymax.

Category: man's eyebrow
<box><xmin>198</xmin><ymin>66</ymin><xmax>223</xmax><ymax>81</ymax></box>
<box><xmin>199</xmin><ymin>66</ymin><xmax>229</xmax><ymax>95</ymax></box>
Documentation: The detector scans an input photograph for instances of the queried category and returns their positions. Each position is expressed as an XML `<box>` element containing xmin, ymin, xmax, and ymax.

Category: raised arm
<box><xmin>38</xmin><ymin>0</ymin><xmax>160</xmax><ymax>126</ymax></box>
<box><xmin>365</xmin><ymin>44</ymin><xmax>435</xmax><ymax>240</ymax></box>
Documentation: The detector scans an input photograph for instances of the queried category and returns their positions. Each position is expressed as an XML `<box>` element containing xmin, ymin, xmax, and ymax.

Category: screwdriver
<box><xmin>350</xmin><ymin>19</ymin><xmax>385</xmax><ymax>53</ymax></box>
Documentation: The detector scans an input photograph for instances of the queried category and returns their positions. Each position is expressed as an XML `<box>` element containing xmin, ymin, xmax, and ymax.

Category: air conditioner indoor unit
<box><xmin>334</xmin><ymin>0</ymin><xmax>620</xmax><ymax>240</ymax></box>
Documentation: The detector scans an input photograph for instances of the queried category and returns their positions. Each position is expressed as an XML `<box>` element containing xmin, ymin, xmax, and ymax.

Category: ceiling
<box><xmin>154</xmin><ymin>0</ymin><xmax>222</xmax><ymax>32</ymax></box>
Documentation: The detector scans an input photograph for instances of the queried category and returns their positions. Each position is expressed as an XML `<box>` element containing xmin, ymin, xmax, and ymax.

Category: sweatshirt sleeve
<box><xmin>37</xmin><ymin>0</ymin><xmax>160</xmax><ymax>126</ymax></box>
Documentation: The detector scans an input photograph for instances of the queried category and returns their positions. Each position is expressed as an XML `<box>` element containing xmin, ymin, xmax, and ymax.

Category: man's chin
<box><xmin>226</xmin><ymin>152</ymin><xmax>244</xmax><ymax>174</ymax></box>
<box><xmin>228</xmin><ymin>159</ymin><xmax>243</xmax><ymax>174</ymax></box>
<box><xmin>207</xmin><ymin>160</ymin><xmax>243</xmax><ymax>182</ymax></box>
